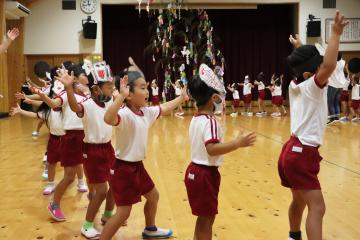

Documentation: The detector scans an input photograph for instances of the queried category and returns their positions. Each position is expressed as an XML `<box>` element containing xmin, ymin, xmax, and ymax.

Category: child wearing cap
<box><xmin>185</xmin><ymin>64</ymin><xmax>256</xmax><ymax>240</ymax></box>
<box><xmin>278</xmin><ymin>11</ymin><xmax>348</xmax><ymax>240</ymax></box>
<box><xmin>56</xmin><ymin>61</ymin><xmax>117</xmax><ymax>239</ymax></box>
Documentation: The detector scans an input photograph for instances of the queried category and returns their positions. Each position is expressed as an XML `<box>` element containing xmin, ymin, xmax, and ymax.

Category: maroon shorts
<box><xmin>47</xmin><ymin>134</ymin><xmax>62</xmax><ymax>164</ymax></box>
<box><xmin>83</xmin><ymin>142</ymin><xmax>116</xmax><ymax>184</ymax></box>
<box><xmin>340</xmin><ymin>90</ymin><xmax>349</xmax><ymax>102</ymax></box>
<box><xmin>110</xmin><ymin>160</ymin><xmax>155</xmax><ymax>206</ymax></box>
<box><xmin>152</xmin><ymin>95</ymin><xmax>160</xmax><ymax>105</ymax></box>
<box><xmin>243</xmin><ymin>94</ymin><xmax>252</xmax><ymax>104</ymax></box>
<box><xmin>258</xmin><ymin>90</ymin><xmax>265</xmax><ymax>100</ymax></box>
<box><xmin>233</xmin><ymin>99</ymin><xmax>240</xmax><ymax>107</ymax></box>
<box><xmin>61</xmin><ymin>130</ymin><xmax>84</xmax><ymax>167</ymax></box>
<box><xmin>278</xmin><ymin>136</ymin><xmax>322</xmax><ymax>190</ymax></box>
<box><xmin>272</xmin><ymin>96</ymin><xmax>283</xmax><ymax>107</ymax></box>
<box><xmin>351</xmin><ymin>99</ymin><xmax>360</xmax><ymax>110</ymax></box>
<box><xmin>185</xmin><ymin>162</ymin><xmax>221</xmax><ymax>216</ymax></box>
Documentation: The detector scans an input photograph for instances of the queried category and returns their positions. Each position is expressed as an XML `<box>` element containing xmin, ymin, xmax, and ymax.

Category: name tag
<box><xmin>83</xmin><ymin>153</ymin><xmax>88</xmax><ymax>159</ymax></box>
<box><xmin>110</xmin><ymin>169</ymin><xmax>114</xmax><ymax>175</ymax></box>
<box><xmin>188</xmin><ymin>173</ymin><xmax>195</xmax><ymax>180</ymax></box>
<box><xmin>292</xmin><ymin>146</ymin><xmax>303</xmax><ymax>153</ymax></box>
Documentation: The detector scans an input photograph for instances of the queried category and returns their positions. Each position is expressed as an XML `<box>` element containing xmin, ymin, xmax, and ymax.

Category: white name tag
<box><xmin>188</xmin><ymin>173</ymin><xmax>195</xmax><ymax>180</ymax></box>
<box><xmin>292</xmin><ymin>146</ymin><xmax>303</xmax><ymax>153</ymax></box>
<box><xmin>83</xmin><ymin>153</ymin><xmax>88</xmax><ymax>159</ymax></box>
<box><xmin>110</xmin><ymin>169</ymin><xmax>114</xmax><ymax>175</ymax></box>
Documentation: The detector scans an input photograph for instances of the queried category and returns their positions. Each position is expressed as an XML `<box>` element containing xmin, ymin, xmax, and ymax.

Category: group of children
<box><xmin>7</xmin><ymin>10</ymin><xmax>353</xmax><ymax>240</ymax></box>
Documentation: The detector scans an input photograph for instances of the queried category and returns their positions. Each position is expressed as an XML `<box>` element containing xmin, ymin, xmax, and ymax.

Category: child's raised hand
<box><xmin>15</xmin><ymin>92</ymin><xmax>25</xmax><ymax>100</ymax></box>
<box><xmin>119</xmin><ymin>75</ymin><xmax>129</xmax><ymax>98</ymax></box>
<box><xmin>55</xmin><ymin>69</ymin><xmax>74</xmax><ymax>89</ymax></box>
<box><xmin>235</xmin><ymin>132</ymin><xmax>256</xmax><ymax>148</ymax></box>
<box><xmin>289</xmin><ymin>34</ymin><xmax>302</xmax><ymax>48</ymax></box>
<box><xmin>9</xmin><ymin>104</ymin><xmax>22</xmax><ymax>116</ymax></box>
<box><xmin>332</xmin><ymin>10</ymin><xmax>349</xmax><ymax>36</ymax></box>
<box><xmin>7</xmin><ymin>28</ymin><xmax>19</xmax><ymax>41</ymax></box>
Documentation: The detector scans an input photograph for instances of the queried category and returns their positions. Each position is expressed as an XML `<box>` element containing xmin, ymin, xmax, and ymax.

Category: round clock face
<box><xmin>80</xmin><ymin>0</ymin><xmax>97</xmax><ymax>14</ymax></box>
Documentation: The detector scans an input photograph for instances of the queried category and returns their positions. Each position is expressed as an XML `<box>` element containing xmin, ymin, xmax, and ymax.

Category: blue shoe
<box><xmin>142</xmin><ymin>227</ymin><xmax>173</xmax><ymax>239</ymax></box>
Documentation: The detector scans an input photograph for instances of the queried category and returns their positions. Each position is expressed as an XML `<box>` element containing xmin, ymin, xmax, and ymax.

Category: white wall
<box><xmin>298</xmin><ymin>0</ymin><xmax>360</xmax><ymax>51</ymax></box>
<box><xmin>24</xmin><ymin>0</ymin><xmax>101</xmax><ymax>54</ymax></box>
<box><xmin>24</xmin><ymin>0</ymin><xmax>360</xmax><ymax>55</ymax></box>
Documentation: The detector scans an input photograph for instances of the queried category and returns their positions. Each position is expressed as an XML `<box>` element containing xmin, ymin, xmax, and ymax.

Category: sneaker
<box><xmin>43</xmin><ymin>184</ymin><xmax>55</xmax><ymax>195</ymax></box>
<box><xmin>262</xmin><ymin>111</ymin><xmax>267</xmax><ymax>116</ymax></box>
<box><xmin>230</xmin><ymin>112</ymin><xmax>238</xmax><ymax>117</ymax></box>
<box><xmin>339</xmin><ymin>116</ymin><xmax>349</xmax><ymax>122</ymax></box>
<box><xmin>247</xmin><ymin>112</ymin><xmax>253</xmax><ymax>116</ymax></box>
<box><xmin>327</xmin><ymin>118</ymin><xmax>336</xmax><ymax>125</ymax></box>
<box><xmin>48</xmin><ymin>202</ymin><xmax>65</xmax><ymax>222</ymax></box>
<box><xmin>177</xmin><ymin>112</ymin><xmax>184</xmax><ymax>116</ymax></box>
<box><xmin>240</xmin><ymin>112</ymin><xmax>247</xmax><ymax>116</ymax></box>
<box><xmin>142</xmin><ymin>227</ymin><xmax>173</xmax><ymax>239</ymax></box>
<box><xmin>77</xmin><ymin>181</ymin><xmax>88</xmax><ymax>193</ymax></box>
<box><xmin>352</xmin><ymin>117</ymin><xmax>360</xmax><ymax>122</ymax></box>
<box><xmin>81</xmin><ymin>226</ymin><xmax>100</xmax><ymax>239</ymax></box>
<box><xmin>271</xmin><ymin>112</ymin><xmax>281</xmax><ymax>118</ymax></box>
<box><xmin>32</xmin><ymin>131</ymin><xmax>39</xmax><ymax>138</ymax></box>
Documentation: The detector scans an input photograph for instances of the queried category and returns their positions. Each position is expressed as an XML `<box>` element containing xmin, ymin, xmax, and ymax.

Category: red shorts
<box><xmin>47</xmin><ymin>134</ymin><xmax>62</xmax><ymax>164</ymax></box>
<box><xmin>61</xmin><ymin>130</ymin><xmax>84</xmax><ymax>167</ymax></box>
<box><xmin>351</xmin><ymin>99</ymin><xmax>360</xmax><ymax>110</ymax></box>
<box><xmin>83</xmin><ymin>142</ymin><xmax>116</xmax><ymax>184</ymax></box>
<box><xmin>233</xmin><ymin>99</ymin><xmax>240</xmax><ymax>107</ymax></box>
<box><xmin>110</xmin><ymin>160</ymin><xmax>155</xmax><ymax>206</ymax></box>
<box><xmin>185</xmin><ymin>162</ymin><xmax>221</xmax><ymax>216</ymax></box>
<box><xmin>152</xmin><ymin>95</ymin><xmax>160</xmax><ymax>105</ymax></box>
<box><xmin>272</xmin><ymin>96</ymin><xmax>283</xmax><ymax>106</ymax></box>
<box><xmin>340</xmin><ymin>91</ymin><xmax>349</xmax><ymax>102</ymax></box>
<box><xmin>278</xmin><ymin>136</ymin><xmax>322</xmax><ymax>190</ymax></box>
<box><xmin>258</xmin><ymin>90</ymin><xmax>265</xmax><ymax>100</ymax></box>
<box><xmin>243</xmin><ymin>94</ymin><xmax>252</xmax><ymax>104</ymax></box>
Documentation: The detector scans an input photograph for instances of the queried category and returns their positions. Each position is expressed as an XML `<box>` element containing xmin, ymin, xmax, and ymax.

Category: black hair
<box><xmin>257</xmin><ymin>72</ymin><xmax>265</xmax><ymax>82</ymax></box>
<box><xmin>287</xmin><ymin>45</ymin><xmax>323</xmax><ymax>79</ymax></box>
<box><xmin>127</xmin><ymin>71</ymin><xmax>143</xmax><ymax>92</ymax></box>
<box><xmin>188</xmin><ymin>75</ymin><xmax>219</xmax><ymax>107</ymax></box>
<box><xmin>179</xmin><ymin>81</ymin><xmax>184</xmax><ymax>88</ymax></box>
<box><xmin>113</xmin><ymin>69</ymin><xmax>128</xmax><ymax>91</ymax></box>
<box><xmin>62</xmin><ymin>61</ymin><xmax>74</xmax><ymax>72</ymax></box>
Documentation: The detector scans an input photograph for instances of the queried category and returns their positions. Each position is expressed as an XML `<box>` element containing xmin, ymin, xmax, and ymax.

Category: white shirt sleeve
<box><xmin>203</xmin><ymin>118</ymin><xmax>220</xmax><ymax>145</ymax></box>
<box><xmin>115</xmin><ymin>107</ymin><xmax>131</xmax><ymax>128</ymax></box>
<box><xmin>143</xmin><ymin>106</ymin><xmax>161</xmax><ymax>126</ymax></box>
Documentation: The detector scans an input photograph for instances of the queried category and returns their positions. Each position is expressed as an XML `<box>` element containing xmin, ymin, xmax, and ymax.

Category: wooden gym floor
<box><xmin>0</xmin><ymin>107</ymin><xmax>359</xmax><ymax>240</ymax></box>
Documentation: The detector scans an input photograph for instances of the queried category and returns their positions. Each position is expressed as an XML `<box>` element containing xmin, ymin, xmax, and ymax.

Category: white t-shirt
<box><xmin>56</xmin><ymin>91</ymin><xmax>87</xmax><ymax>130</ymax></box>
<box><xmin>152</xmin><ymin>87</ymin><xmax>159</xmax><ymax>96</ymax></box>
<box><xmin>289</xmin><ymin>75</ymin><xmax>328</xmax><ymax>147</ymax></box>
<box><xmin>329</xmin><ymin>59</ymin><xmax>347</xmax><ymax>89</ymax></box>
<box><xmin>114</xmin><ymin>106</ymin><xmax>161</xmax><ymax>162</ymax></box>
<box><xmin>272</xmin><ymin>85</ymin><xmax>282</xmax><ymax>96</ymax></box>
<box><xmin>175</xmin><ymin>86</ymin><xmax>181</xmax><ymax>96</ymax></box>
<box><xmin>79</xmin><ymin>98</ymin><xmax>113</xmax><ymax>144</ymax></box>
<box><xmin>232</xmin><ymin>90</ymin><xmax>240</xmax><ymax>100</ymax></box>
<box><xmin>343</xmin><ymin>77</ymin><xmax>350</xmax><ymax>91</ymax></box>
<box><xmin>352</xmin><ymin>84</ymin><xmax>360</xmax><ymax>100</ymax></box>
<box><xmin>257</xmin><ymin>81</ymin><xmax>265</xmax><ymax>91</ymax></box>
<box><xmin>42</xmin><ymin>85</ymin><xmax>51</xmax><ymax>96</ymax></box>
<box><xmin>37</xmin><ymin>109</ymin><xmax>65</xmax><ymax>136</ymax></box>
<box><xmin>189</xmin><ymin>114</ymin><xmax>224</xmax><ymax>167</ymax></box>
<box><xmin>243</xmin><ymin>83</ymin><xmax>252</xmax><ymax>95</ymax></box>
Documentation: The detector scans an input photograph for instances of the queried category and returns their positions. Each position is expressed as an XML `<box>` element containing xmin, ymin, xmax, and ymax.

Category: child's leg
<box><xmin>350</xmin><ymin>107</ymin><xmax>356</xmax><ymax>117</ymax></box>
<box><xmin>76</xmin><ymin>164</ymin><xmax>84</xmax><ymax>180</ymax></box>
<box><xmin>258</xmin><ymin>99</ymin><xmax>263</xmax><ymax>112</ymax></box>
<box><xmin>301</xmin><ymin>190</ymin><xmax>326</xmax><ymax>240</ymax></box>
<box><xmin>231</xmin><ymin>104</ymin><xmax>235</xmax><ymax>113</ymax></box>
<box><xmin>341</xmin><ymin>101</ymin><xmax>347</xmax><ymax>116</ymax></box>
<box><xmin>288</xmin><ymin>190</ymin><xmax>306</xmax><ymax>237</ymax></box>
<box><xmin>76</xmin><ymin>164</ymin><xmax>88</xmax><ymax>192</ymax></box>
<box><xmin>53</xmin><ymin>166</ymin><xmax>77</xmax><ymax>205</ymax></box>
<box><xmin>100</xmin><ymin>205</ymin><xmax>132</xmax><ymax>240</ymax></box>
<box><xmin>281</xmin><ymin>105</ymin><xmax>287</xmax><ymax>114</ymax></box>
<box><xmin>194</xmin><ymin>216</ymin><xmax>216</xmax><ymax>240</ymax></box>
<box><xmin>179</xmin><ymin>104</ymin><xmax>183</xmax><ymax>113</ymax></box>
<box><xmin>275</xmin><ymin>106</ymin><xmax>280</xmax><ymax>113</ymax></box>
<box><xmin>143</xmin><ymin>187</ymin><xmax>159</xmax><ymax>227</ymax></box>
<box><xmin>36</xmin><ymin>119</ymin><xmax>44</xmax><ymax>132</ymax></box>
<box><xmin>101</xmin><ymin>187</ymin><xmax>116</xmax><ymax>223</ymax></box>
<box><xmin>85</xmin><ymin>183</ymin><xmax>108</xmax><ymax>223</ymax></box>
<box><xmin>47</xmin><ymin>163</ymin><xmax>56</xmax><ymax>182</ymax></box>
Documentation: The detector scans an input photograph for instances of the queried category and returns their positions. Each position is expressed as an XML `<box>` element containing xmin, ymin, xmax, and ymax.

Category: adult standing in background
<box><xmin>0</xmin><ymin>28</ymin><xmax>19</xmax><ymax>54</ymax></box>
<box><xmin>327</xmin><ymin>53</ymin><xmax>347</xmax><ymax>124</ymax></box>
